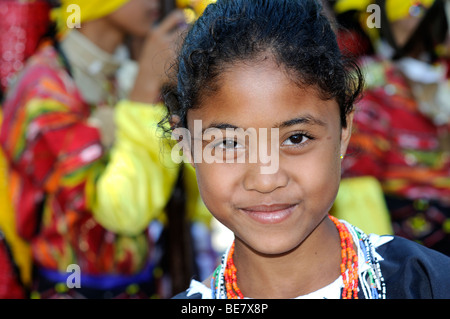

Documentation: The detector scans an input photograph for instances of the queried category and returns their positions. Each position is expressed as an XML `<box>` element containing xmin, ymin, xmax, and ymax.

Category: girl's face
<box><xmin>187</xmin><ymin>59</ymin><xmax>353</xmax><ymax>255</ymax></box>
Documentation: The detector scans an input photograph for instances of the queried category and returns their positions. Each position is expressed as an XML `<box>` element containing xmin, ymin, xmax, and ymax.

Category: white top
<box><xmin>186</xmin><ymin>275</ymin><xmax>345</xmax><ymax>299</ymax></box>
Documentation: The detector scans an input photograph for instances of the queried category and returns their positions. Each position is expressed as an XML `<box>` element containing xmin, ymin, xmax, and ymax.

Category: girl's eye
<box><xmin>216</xmin><ymin>139</ymin><xmax>242</xmax><ymax>149</ymax></box>
<box><xmin>282</xmin><ymin>134</ymin><xmax>310</xmax><ymax>146</ymax></box>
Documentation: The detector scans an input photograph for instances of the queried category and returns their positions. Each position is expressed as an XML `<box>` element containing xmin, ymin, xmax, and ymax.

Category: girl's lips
<box><xmin>239</xmin><ymin>204</ymin><xmax>297</xmax><ymax>224</ymax></box>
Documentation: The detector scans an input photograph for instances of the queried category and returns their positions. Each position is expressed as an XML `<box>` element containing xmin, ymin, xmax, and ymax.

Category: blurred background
<box><xmin>0</xmin><ymin>0</ymin><xmax>448</xmax><ymax>299</ymax></box>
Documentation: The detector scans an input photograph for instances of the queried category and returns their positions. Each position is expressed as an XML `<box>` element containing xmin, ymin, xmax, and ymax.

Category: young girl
<box><xmin>164</xmin><ymin>0</ymin><xmax>450</xmax><ymax>299</ymax></box>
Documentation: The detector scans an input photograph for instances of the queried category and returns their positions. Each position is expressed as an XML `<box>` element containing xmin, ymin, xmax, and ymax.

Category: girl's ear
<box><xmin>340</xmin><ymin>111</ymin><xmax>354</xmax><ymax>156</ymax></box>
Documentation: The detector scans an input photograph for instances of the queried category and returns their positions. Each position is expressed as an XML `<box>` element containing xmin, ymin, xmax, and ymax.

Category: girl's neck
<box><xmin>233</xmin><ymin>216</ymin><xmax>341</xmax><ymax>299</ymax></box>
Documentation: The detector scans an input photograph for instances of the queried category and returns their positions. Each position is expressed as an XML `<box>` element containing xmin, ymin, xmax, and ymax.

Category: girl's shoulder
<box><xmin>376</xmin><ymin>233</ymin><xmax>450</xmax><ymax>270</ymax></box>
<box><xmin>351</xmin><ymin>223</ymin><xmax>450</xmax><ymax>298</ymax></box>
<box><xmin>375</xmin><ymin>234</ymin><xmax>450</xmax><ymax>298</ymax></box>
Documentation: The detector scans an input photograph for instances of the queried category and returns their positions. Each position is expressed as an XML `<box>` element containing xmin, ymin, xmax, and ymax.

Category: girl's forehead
<box><xmin>187</xmin><ymin>60</ymin><xmax>339</xmax><ymax>129</ymax></box>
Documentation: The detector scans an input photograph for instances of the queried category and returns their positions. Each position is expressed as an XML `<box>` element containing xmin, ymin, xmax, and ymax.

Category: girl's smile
<box><xmin>238</xmin><ymin>203</ymin><xmax>299</xmax><ymax>224</ymax></box>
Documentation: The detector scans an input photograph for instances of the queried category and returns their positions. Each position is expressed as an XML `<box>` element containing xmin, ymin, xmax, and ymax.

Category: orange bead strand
<box><xmin>223</xmin><ymin>215</ymin><xmax>359</xmax><ymax>299</ymax></box>
<box><xmin>224</xmin><ymin>242</ymin><xmax>244</xmax><ymax>299</ymax></box>
<box><xmin>329</xmin><ymin>215</ymin><xmax>359</xmax><ymax>299</ymax></box>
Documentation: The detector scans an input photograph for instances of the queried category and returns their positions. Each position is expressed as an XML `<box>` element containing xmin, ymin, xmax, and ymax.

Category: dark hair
<box><xmin>161</xmin><ymin>0</ymin><xmax>364</xmax><ymax>131</ymax></box>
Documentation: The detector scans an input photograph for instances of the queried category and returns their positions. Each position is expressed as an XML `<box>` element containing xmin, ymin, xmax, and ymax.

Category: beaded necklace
<box><xmin>329</xmin><ymin>215</ymin><xmax>359</xmax><ymax>299</ymax></box>
<box><xmin>210</xmin><ymin>215</ymin><xmax>386</xmax><ymax>299</ymax></box>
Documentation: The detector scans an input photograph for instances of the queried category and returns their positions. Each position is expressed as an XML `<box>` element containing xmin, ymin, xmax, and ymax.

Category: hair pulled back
<box><xmin>162</xmin><ymin>0</ymin><xmax>364</xmax><ymax>131</ymax></box>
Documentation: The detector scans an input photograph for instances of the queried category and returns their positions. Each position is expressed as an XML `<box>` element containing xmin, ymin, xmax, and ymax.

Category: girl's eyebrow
<box><xmin>276</xmin><ymin>115</ymin><xmax>327</xmax><ymax>129</ymax></box>
<box><xmin>202</xmin><ymin>115</ymin><xmax>327</xmax><ymax>132</ymax></box>
<box><xmin>202</xmin><ymin>123</ymin><xmax>239</xmax><ymax>133</ymax></box>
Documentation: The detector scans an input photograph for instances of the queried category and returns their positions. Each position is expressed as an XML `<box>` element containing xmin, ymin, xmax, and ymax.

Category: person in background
<box><xmin>0</xmin><ymin>0</ymin><xmax>53</xmax><ymax>298</ymax></box>
<box><xmin>334</xmin><ymin>0</ymin><xmax>450</xmax><ymax>255</ymax></box>
<box><xmin>0</xmin><ymin>0</ymin><xmax>215</xmax><ymax>299</ymax></box>
<box><xmin>318</xmin><ymin>0</ymin><xmax>394</xmax><ymax>237</ymax></box>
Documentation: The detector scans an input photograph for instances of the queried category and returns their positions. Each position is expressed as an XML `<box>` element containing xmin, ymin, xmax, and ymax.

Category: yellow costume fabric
<box><xmin>334</xmin><ymin>0</ymin><xmax>371</xmax><ymax>15</ymax></box>
<box><xmin>334</xmin><ymin>0</ymin><xmax>435</xmax><ymax>22</ymax></box>
<box><xmin>0</xmin><ymin>110</ymin><xmax>32</xmax><ymax>286</ymax></box>
<box><xmin>51</xmin><ymin>0</ymin><xmax>130</xmax><ymax>35</ymax></box>
<box><xmin>332</xmin><ymin>176</ymin><xmax>394</xmax><ymax>235</ymax></box>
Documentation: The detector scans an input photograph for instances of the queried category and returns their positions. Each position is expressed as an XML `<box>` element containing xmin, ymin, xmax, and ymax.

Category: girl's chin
<box><xmin>236</xmin><ymin>234</ymin><xmax>305</xmax><ymax>256</ymax></box>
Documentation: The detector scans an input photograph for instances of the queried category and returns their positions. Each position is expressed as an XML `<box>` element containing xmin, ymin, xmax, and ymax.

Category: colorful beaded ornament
<box><xmin>211</xmin><ymin>215</ymin><xmax>386</xmax><ymax>299</ymax></box>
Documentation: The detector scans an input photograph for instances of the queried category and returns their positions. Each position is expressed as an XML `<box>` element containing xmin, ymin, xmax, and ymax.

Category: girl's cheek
<box><xmin>196</xmin><ymin>164</ymin><xmax>232</xmax><ymax>202</ymax></box>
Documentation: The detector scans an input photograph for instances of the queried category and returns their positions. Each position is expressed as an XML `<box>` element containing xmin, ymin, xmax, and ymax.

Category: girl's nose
<box><xmin>242</xmin><ymin>163</ymin><xmax>289</xmax><ymax>194</ymax></box>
